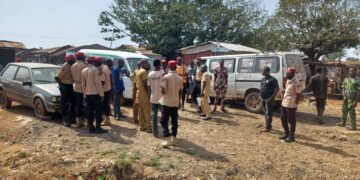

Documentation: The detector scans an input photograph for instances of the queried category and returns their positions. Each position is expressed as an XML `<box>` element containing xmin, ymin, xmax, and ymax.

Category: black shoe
<box><xmin>279</xmin><ymin>134</ymin><xmax>289</xmax><ymax>140</ymax></box>
<box><xmin>89</xmin><ymin>126</ymin><xmax>95</xmax><ymax>133</ymax></box>
<box><xmin>198</xmin><ymin>114</ymin><xmax>206</xmax><ymax>117</ymax></box>
<box><xmin>285</xmin><ymin>136</ymin><xmax>295</xmax><ymax>143</ymax></box>
<box><xmin>114</xmin><ymin>116</ymin><xmax>120</xmax><ymax>121</ymax></box>
<box><xmin>63</xmin><ymin>120</ymin><xmax>71</xmax><ymax>127</ymax></box>
<box><xmin>118</xmin><ymin>114</ymin><xmax>127</xmax><ymax>118</ymax></box>
<box><xmin>95</xmin><ymin>128</ymin><xmax>108</xmax><ymax>134</ymax></box>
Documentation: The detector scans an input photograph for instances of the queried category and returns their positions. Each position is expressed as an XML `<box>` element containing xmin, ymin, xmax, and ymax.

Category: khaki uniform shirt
<box><xmin>281</xmin><ymin>78</ymin><xmax>303</xmax><ymax>108</ymax></box>
<box><xmin>100</xmin><ymin>65</ymin><xmax>112</xmax><ymax>92</ymax></box>
<box><xmin>56</xmin><ymin>62</ymin><xmax>73</xmax><ymax>85</ymax></box>
<box><xmin>82</xmin><ymin>65</ymin><xmax>104</xmax><ymax>97</ymax></box>
<box><xmin>159</xmin><ymin>71</ymin><xmax>183</xmax><ymax>107</ymax></box>
<box><xmin>135</xmin><ymin>68</ymin><xmax>149</xmax><ymax>104</ymax></box>
<box><xmin>201</xmin><ymin>72</ymin><xmax>211</xmax><ymax>97</ymax></box>
<box><xmin>71</xmin><ymin>61</ymin><xmax>88</xmax><ymax>93</ymax></box>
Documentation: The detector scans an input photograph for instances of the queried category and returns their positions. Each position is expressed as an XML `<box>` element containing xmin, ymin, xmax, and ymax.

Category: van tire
<box><xmin>0</xmin><ymin>90</ymin><xmax>12</xmax><ymax>109</ymax></box>
<box><xmin>245</xmin><ymin>91</ymin><xmax>262</xmax><ymax>113</ymax></box>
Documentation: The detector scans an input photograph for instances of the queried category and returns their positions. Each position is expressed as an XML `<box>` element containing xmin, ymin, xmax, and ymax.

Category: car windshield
<box><xmin>32</xmin><ymin>67</ymin><xmax>59</xmax><ymax>84</ymax></box>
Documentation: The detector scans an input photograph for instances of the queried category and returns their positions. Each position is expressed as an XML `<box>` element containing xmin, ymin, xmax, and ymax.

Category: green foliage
<box><xmin>260</xmin><ymin>0</ymin><xmax>360</xmax><ymax>61</ymax></box>
<box><xmin>99</xmin><ymin>0</ymin><xmax>265</xmax><ymax>58</ymax></box>
<box><xmin>143</xmin><ymin>154</ymin><xmax>162</xmax><ymax>167</ymax></box>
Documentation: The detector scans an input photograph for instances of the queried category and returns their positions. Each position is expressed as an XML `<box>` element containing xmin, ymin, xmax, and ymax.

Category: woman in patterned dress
<box><xmin>212</xmin><ymin>59</ymin><xmax>228</xmax><ymax>112</ymax></box>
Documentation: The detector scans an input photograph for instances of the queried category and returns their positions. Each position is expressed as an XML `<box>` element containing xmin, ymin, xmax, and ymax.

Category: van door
<box><xmin>235</xmin><ymin>57</ymin><xmax>257</xmax><ymax>99</ymax></box>
<box><xmin>208</xmin><ymin>58</ymin><xmax>236</xmax><ymax>98</ymax></box>
<box><xmin>283</xmin><ymin>54</ymin><xmax>306</xmax><ymax>88</ymax></box>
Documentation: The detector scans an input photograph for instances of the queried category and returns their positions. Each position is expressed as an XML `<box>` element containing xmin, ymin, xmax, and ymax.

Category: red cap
<box><xmin>95</xmin><ymin>56</ymin><xmax>103</xmax><ymax>63</ymax></box>
<box><xmin>87</xmin><ymin>56</ymin><xmax>96</xmax><ymax>62</ymax></box>
<box><xmin>287</xmin><ymin>67</ymin><xmax>296</xmax><ymax>74</ymax></box>
<box><xmin>65</xmin><ymin>55</ymin><xmax>75</xmax><ymax>62</ymax></box>
<box><xmin>15</xmin><ymin>58</ymin><xmax>22</xmax><ymax>62</ymax></box>
<box><xmin>75</xmin><ymin>52</ymin><xmax>85</xmax><ymax>60</ymax></box>
<box><xmin>168</xmin><ymin>60</ymin><xmax>177</xmax><ymax>68</ymax></box>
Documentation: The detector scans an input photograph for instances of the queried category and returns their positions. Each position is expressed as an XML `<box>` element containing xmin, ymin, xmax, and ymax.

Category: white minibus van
<box><xmin>201</xmin><ymin>52</ymin><xmax>306</xmax><ymax>113</ymax></box>
<box><xmin>79</xmin><ymin>49</ymin><xmax>151</xmax><ymax>99</ymax></box>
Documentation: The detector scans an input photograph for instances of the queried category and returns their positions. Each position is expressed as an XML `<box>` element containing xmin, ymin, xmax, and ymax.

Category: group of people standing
<box><xmin>131</xmin><ymin>56</ymin><xmax>229</xmax><ymax>147</ymax></box>
<box><xmin>56</xmin><ymin>52</ymin><xmax>358</xmax><ymax>146</ymax></box>
<box><xmin>260</xmin><ymin>66</ymin><xmax>359</xmax><ymax>143</ymax></box>
<box><xmin>55</xmin><ymin>52</ymin><xmax>127</xmax><ymax>134</ymax></box>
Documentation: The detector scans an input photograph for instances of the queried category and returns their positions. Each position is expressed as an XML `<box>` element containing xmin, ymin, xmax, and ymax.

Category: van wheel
<box><xmin>0</xmin><ymin>90</ymin><xmax>12</xmax><ymax>109</ymax></box>
<box><xmin>245</xmin><ymin>92</ymin><xmax>262</xmax><ymax>113</ymax></box>
<box><xmin>34</xmin><ymin>98</ymin><xmax>48</xmax><ymax>119</ymax></box>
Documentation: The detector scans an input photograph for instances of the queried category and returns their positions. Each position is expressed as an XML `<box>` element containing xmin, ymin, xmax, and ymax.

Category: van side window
<box><xmin>255</xmin><ymin>57</ymin><xmax>280</xmax><ymax>73</ymax></box>
<box><xmin>238</xmin><ymin>58</ymin><xmax>256</xmax><ymax>73</ymax></box>
<box><xmin>209</xmin><ymin>59</ymin><xmax>235</xmax><ymax>73</ymax></box>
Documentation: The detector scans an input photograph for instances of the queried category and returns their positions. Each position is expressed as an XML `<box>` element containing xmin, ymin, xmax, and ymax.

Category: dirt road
<box><xmin>0</xmin><ymin>99</ymin><xmax>360</xmax><ymax>179</ymax></box>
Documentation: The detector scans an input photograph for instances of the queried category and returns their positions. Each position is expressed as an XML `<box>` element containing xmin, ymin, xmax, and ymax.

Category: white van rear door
<box><xmin>284</xmin><ymin>54</ymin><xmax>306</xmax><ymax>88</ymax></box>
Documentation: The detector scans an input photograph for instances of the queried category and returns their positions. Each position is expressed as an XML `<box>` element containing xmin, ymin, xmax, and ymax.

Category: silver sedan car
<box><xmin>0</xmin><ymin>63</ymin><xmax>61</xmax><ymax>118</ymax></box>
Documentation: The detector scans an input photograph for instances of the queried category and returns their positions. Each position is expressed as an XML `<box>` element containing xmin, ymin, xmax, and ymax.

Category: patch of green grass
<box><xmin>117</xmin><ymin>151</ymin><xmax>142</xmax><ymax>168</ymax></box>
<box><xmin>98</xmin><ymin>174</ymin><xmax>106</xmax><ymax>180</ymax></box>
<box><xmin>17</xmin><ymin>151</ymin><xmax>29</xmax><ymax>159</ymax></box>
<box><xmin>100</xmin><ymin>150</ymin><xmax>116</xmax><ymax>156</ymax></box>
<box><xmin>143</xmin><ymin>154</ymin><xmax>162</xmax><ymax>167</ymax></box>
<box><xmin>214</xmin><ymin>163</ymin><xmax>224</xmax><ymax>170</ymax></box>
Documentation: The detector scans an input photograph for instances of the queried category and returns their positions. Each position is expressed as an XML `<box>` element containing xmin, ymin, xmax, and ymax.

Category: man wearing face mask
<box><xmin>135</xmin><ymin>60</ymin><xmax>152</xmax><ymax>133</ymax></box>
<box><xmin>280</xmin><ymin>67</ymin><xmax>303</xmax><ymax>142</ymax></box>
<box><xmin>55</xmin><ymin>55</ymin><xmax>76</xmax><ymax>127</ymax></box>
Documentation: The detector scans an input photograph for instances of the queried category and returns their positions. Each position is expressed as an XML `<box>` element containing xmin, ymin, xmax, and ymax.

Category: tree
<box><xmin>346</xmin><ymin>57</ymin><xmax>359</xmax><ymax>61</ymax></box>
<box><xmin>260</xmin><ymin>0</ymin><xmax>360</xmax><ymax>61</ymax></box>
<box><xmin>98</xmin><ymin>0</ymin><xmax>265</xmax><ymax>58</ymax></box>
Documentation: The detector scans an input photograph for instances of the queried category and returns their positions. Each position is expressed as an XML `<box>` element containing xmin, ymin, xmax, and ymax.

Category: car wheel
<box><xmin>34</xmin><ymin>98</ymin><xmax>48</xmax><ymax>119</ymax></box>
<box><xmin>0</xmin><ymin>90</ymin><xmax>12</xmax><ymax>109</ymax></box>
<box><xmin>245</xmin><ymin>91</ymin><xmax>263</xmax><ymax>113</ymax></box>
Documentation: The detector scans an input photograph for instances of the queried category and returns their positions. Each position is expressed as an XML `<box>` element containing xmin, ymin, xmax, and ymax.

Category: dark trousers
<box><xmin>192</xmin><ymin>82</ymin><xmax>201</xmax><ymax>109</ymax></box>
<box><xmin>161</xmin><ymin>106</ymin><xmax>178</xmax><ymax>137</ymax></box>
<box><xmin>262</xmin><ymin>99</ymin><xmax>274</xmax><ymax>130</ymax></box>
<box><xmin>103</xmin><ymin>90</ymin><xmax>111</xmax><ymax>116</ymax></box>
<box><xmin>281</xmin><ymin>106</ymin><xmax>297</xmax><ymax>136</ymax></box>
<box><xmin>114</xmin><ymin>91</ymin><xmax>123</xmax><ymax>117</ymax></box>
<box><xmin>86</xmin><ymin>95</ymin><xmax>102</xmax><ymax>129</ymax></box>
<box><xmin>75</xmin><ymin>92</ymin><xmax>84</xmax><ymax>118</ymax></box>
<box><xmin>180</xmin><ymin>83</ymin><xmax>189</xmax><ymax>107</ymax></box>
<box><xmin>60</xmin><ymin>84</ymin><xmax>76</xmax><ymax>121</ymax></box>
<box><xmin>151</xmin><ymin>103</ymin><xmax>161</xmax><ymax>135</ymax></box>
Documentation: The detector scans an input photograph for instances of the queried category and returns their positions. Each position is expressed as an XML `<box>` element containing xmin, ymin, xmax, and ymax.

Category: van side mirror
<box><xmin>23</xmin><ymin>81</ymin><xmax>32</xmax><ymax>86</ymax></box>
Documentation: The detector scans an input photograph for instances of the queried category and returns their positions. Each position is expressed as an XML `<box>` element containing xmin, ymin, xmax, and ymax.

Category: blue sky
<box><xmin>0</xmin><ymin>0</ymin><xmax>357</xmax><ymax>58</ymax></box>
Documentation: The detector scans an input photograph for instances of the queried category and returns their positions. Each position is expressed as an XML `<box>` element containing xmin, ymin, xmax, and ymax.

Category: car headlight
<box><xmin>51</xmin><ymin>96</ymin><xmax>61</xmax><ymax>103</ymax></box>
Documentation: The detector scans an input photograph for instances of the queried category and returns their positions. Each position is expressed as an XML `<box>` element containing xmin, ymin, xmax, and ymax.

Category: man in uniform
<box><xmin>82</xmin><ymin>57</ymin><xmax>107</xmax><ymax>134</ymax></box>
<box><xmin>260</xmin><ymin>66</ymin><xmax>279</xmax><ymax>132</ymax></box>
<box><xmin>200</xmin><ymin>65</ymin><xmax>211</xmax><ymax>120</ymax></box>
<box><xmin>148</xmin><ymin>59</ymin><xmax>163</xmax><ymax>137</ymax></box>
<box><xmin>99</xmin><ymin>58</ymin><xmax>113</xmax><ymax>126</ymax></box>
<box><xmin>160</xmin><ymin>60</ymin><xmax>183</xmax><ymax>147</ymax></box>
<box><xmin>338</xmin><ymin>67</ymin><xmax>359</xmax><ymax>130</ymax></box>
<box><xmin>131</xmin><ymin>63</ymin><xmax>140</xmax><ymax>124</ymax></box>
<box><xmin>280</xmin><ymin>67</ymin><xmax>303</xmax><ymax>142</ymax></box>
<box><xmin>304</xmin><ymin>67</ymin><xmax>328</xmax><ymax>124</ymax></box>
<box><xmin>71</xmin><ymin>52</ymin><xmax>88</xmax><ymax>128</ymax></box>
<box><xmin>135</xmin><ymin>60</ymin><xmax>152</xmax><ymax>133</ymax></box>
<box><xmin>55</xmin><ymin>55</ymin><xmax>76</xmax><ymax>126</ymax></box>
<box><xmin>176</xmin><ymin>56</ymin><xmax>188</xmax><ymax>111</ymax></box>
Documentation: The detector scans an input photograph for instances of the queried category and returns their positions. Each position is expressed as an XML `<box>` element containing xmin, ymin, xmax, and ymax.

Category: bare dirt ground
<box><xmin>0</xmin><ymin>99</ymin><xmax>360</xmax><ymax>180</ymax></box>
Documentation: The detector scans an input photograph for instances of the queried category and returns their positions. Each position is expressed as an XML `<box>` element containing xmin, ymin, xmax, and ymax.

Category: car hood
<box><xmin>34</xmin><ymin>83</ymin><xmax>60</xmax><ymax>96</ymax></box>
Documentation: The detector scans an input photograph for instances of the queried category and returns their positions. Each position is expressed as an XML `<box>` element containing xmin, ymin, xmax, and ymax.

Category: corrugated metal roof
<box><xmin>33</xmin><ymin>45</ymin><xmax>72</xmax><ymax>54</ymax></box>
<box><xmin>179</xmin><ymin>41</ymin><xmax>261</xmax><ymax>53</ymax></box>
<box><xmin>0</xmin><ymin>40</ymin><xmax>26</xmax><ymax>49</ymax></box>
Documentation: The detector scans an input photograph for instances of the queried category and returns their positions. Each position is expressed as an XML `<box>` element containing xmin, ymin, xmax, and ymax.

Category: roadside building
<box><xmin>179</xmin><ymin>41</ymin><xmax>261</xmax><ymax>65</ymax></box>
<box><xmin>0</xmin><ymin>40</ymin><xmax>26</xmax><ymax>67</ymax></box>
